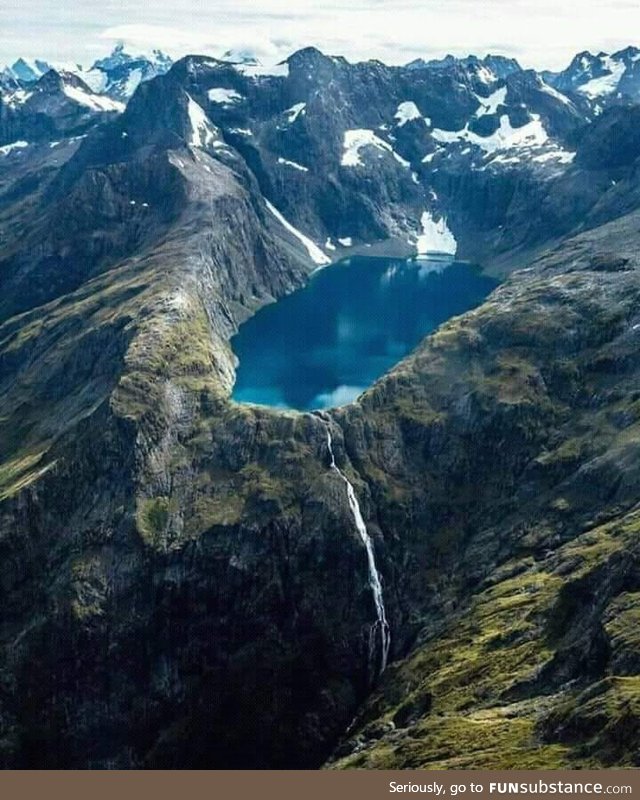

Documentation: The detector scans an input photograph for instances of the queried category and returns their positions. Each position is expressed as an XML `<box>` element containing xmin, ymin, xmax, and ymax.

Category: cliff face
<box><xmin>0</xmin><ymin>54</ymin><xmax>640</xmax><ymax>769</ymax></box>
<box><xmin>329</xmin><ymin>213</ymin><xmax>640</xmax><ymax>768</ymax></box>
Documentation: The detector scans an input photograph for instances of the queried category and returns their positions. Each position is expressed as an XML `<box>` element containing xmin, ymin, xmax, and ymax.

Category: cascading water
<box><xmin>325</xmin><ymin>425</ymin><xmax>391</xmax><ymax>677</ymax></box>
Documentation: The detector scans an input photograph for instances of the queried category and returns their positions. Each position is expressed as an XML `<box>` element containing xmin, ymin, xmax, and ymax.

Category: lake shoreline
<box><xmin>232</xmin><ymin>257</ymin><xmax>499</xmax><ymax>412</ymax></box>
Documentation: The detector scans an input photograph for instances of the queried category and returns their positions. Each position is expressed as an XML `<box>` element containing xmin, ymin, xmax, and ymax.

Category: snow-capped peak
<box><xmin>577</xmin><ymin>55</ymin><xmax>626</xmax><ymax>98</ymax></box>
<box><xmin>6</xmin><ymin>57</ymin><xmax>51</xmax><ymax>82</ymax></box>
<box><xmin>91</xmin><ymin>43</ymin><xmax>172</xmax><ymax>73</ymax></box>
<box><xmin>547</xmin><ymin>46</ymin><xmax>640</xmax><ymax>104</ymax></box>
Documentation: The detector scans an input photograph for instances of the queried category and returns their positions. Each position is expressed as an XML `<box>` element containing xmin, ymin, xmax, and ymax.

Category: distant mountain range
<box><xmin>0</xmin><ymin>42</ymin><xmax>638</xmax><ymax>266</ymax></box>
<box><xmin>2</xmin><ymin>44</ymin><xmax>173</xmax><ymax>100</ymax></box>
<box><xmin>4</xmin><ymin>44</ymin><xmax>640</xmax><ymax>106</ymax></box>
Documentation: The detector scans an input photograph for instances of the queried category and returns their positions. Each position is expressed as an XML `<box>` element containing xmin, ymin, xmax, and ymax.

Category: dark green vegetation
<box><xmin>0</xmin><ymin>52</ymin><xmax>639</xmax><ymax>768</ymax></box>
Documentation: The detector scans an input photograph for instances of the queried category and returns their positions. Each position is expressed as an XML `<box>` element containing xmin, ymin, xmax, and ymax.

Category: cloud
<box><xmin>311</xmin><ymin>385</ymin><xmax>366</xmax><ymax>409</ymax></box>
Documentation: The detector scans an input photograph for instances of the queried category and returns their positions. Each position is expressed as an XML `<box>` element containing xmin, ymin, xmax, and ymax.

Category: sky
<box><xmin>1</xmin><ymin>0</ymin><xmax>639</xmax><ymax>71</ymax></box>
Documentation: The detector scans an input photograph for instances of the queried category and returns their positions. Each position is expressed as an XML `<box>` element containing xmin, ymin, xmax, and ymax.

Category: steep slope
<box><xmin>329</xmin><ymin>213</ymin><xmax>640</xmax><ymax>768</ymax></box>
<box><xmin>0</xmin><ymin>62</ymin><xmax>368</xmax><ymax>767</ymax></box>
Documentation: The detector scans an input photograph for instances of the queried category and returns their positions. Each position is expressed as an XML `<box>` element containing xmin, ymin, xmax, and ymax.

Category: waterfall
<box><xmin>325</xmin><ymin>426</ymin><xmax>391</xmax><ymax>677</ymax></box>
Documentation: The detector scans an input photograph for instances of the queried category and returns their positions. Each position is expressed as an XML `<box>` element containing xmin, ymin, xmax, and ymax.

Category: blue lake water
<box><xmin>231</xmin><ymin>257</ymin><xmax>498</xmax><ymax>410</ymax></box>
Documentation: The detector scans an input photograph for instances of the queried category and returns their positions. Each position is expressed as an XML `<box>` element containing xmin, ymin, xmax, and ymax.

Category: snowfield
<box><xmin>416</xmin><ymin>211</ymin><xmax>457</xmax><ymax>256</ymax></box>
<box><xmin>578</xmin><ymin>56</ymin><xmax>626</xmax><ymax>97</ymax></box>
<box><xmin>432</xmin><ymin>113</ymin><xmax>549</xmax><ymax>154</ymax></box>
<box><xmin>208</xmin><ymin>87</ymin><xmax>243</xmax><ymax>104</ymax></box>
<box><xmin>342</xmin><ymin>129</ymin><xmax>410</xmax><ymax>167</ymax></box>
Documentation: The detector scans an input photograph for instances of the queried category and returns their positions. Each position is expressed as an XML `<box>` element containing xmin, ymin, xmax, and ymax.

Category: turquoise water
<box><xmin>231</xmin><ymin>257</ymin><xmax>498</xmax><ymax>410</ymax></box>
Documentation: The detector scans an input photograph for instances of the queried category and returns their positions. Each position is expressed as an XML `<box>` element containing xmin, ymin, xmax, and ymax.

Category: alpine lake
<box><xmin>231</xmin><ymin>255</ymin><xmax>499</xmax><ymax>410</ymax></box>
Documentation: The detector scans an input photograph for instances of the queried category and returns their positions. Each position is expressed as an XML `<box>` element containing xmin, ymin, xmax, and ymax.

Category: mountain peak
<box><xmin>91</xmin><ymin>43</ymin><xmax>172</xmax><ymax>73</ymax></box>
<box><xmin>287</xmin><ymin>46</ymin><xmax>330</xmax><ymax>65</ymax></box>
<box><xmin>8</xmin><ymin>57</ymin><xmax>51</xmax><ymax>82</ymax></box>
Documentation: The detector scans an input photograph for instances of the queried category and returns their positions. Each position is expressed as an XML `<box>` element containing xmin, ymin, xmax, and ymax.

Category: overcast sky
<box><xmin>1</xmin><ymin>0</ymin><xmax>638</xmax><ymax>71</ymax></box>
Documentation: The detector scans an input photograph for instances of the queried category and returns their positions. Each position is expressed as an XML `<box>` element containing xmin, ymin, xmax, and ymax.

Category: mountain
<box><xmin>406</xmin><ymin>53</ymin><xmax>522</xmax><ymax>82</ymax></box>
<box><xmin>0</xmin><ymin>69</ymin><xmax>123</xmax><ymax>148</ymax></box>
<box><xmin>0</xmin><ymin>44</ymin><xmax>639</xmax><ymax>769</ymax></box>
<box><xmin>545</xmin><ymin>46</ymin><xmax>640</xmax><ymax>110</ymax></box>
<box><xmin>78</xmin><ymin>44</ymin><xmax>174</xmax><ymax>100</ymax></box>
<box><xmin>6</xmin><ymin>56</ymin><xmax>52</xmax><ymax>82</ymax></box>
<box><xmin>2</xmin><ymin>45</ymin><xmax>173</xmax><ymax>103</ymax></box>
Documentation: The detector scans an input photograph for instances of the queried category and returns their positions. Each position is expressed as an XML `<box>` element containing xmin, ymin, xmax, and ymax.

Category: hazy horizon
<box><xmin>1</xmin><ymin>0</ymin><xmax>638</xmax><ymax>73</ymax></box>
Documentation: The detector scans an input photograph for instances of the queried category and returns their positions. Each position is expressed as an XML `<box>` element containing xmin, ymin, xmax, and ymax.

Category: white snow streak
<box><xmin>0</xmin><ymin>140</ymin><xmax>29</xmax><ymax>156</ymax></box>
<box><xmin>62</xmin><ymin>84</ymin><xmax>124</xmax><ymax>112</ymax></box>
<box><xmin>277</xmin><ymin>157</ymin><xmax>309</xmax><ymax>172</ymax></box>
<box><xmin>264</xmin><ymin>199</ymin><xmax>330</xmax><ymax>265</ymax></box>
<box><xmin>284</xmin><ymin>102</ymin><xmax>306</xmax><ymax>123</ymax></box>
<box><xmin>186</xmin><ymin>95</ymin><xmax>217</xmax><ymax>148</ymax></box>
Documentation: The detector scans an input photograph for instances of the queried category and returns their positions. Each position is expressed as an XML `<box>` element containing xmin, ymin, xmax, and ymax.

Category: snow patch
<box><xmin>0</xmin><ymin>140</ymin><xmax>29</xmax><ymax>156</ymax></box>
<box><xmin>394</xmin><ymin>101</ymin><xmax>421</xmax><ymax>126</ymax></box>
<box><xmin>475</xmin><ymin>64</ymin><xmax>496</xmax><ymax>85</ymax></box>
<box><xmin>489</xmin><ymin>153</ymin><xmax>523</xmax><ymax>166</ymax></box>
<box><xmin>233</xmin><ymin>58</ymin><xmax>289</xmax><ymax>78</ymax></box>
<box><xmin>62</xmin><ymin>84</ymin><xmax>124</xmax><ymax>113</ymax></box>
<box><xmin>186</xmin><ymin>95</ymin><xmax>217</xmax><ymax>148</ymax></box>
<box><xmin>284</xmin><ymin>102</ymin><xmax>306</xmax><ymax>123</ymax></box>
<box><xmin>342</xmin><ymin>128</ymin><xmax>410</xmax><ymax>167</ymax></box>
<box><xmin>531</xmin><ymin>149</ymin><xmax>575</xmax><ymax>164</ymax></box>
<box><xmin>208</xmin><ymin>87</ymin><xmax>243</xmax><ymax>104</ymax></box>
<box><xmin>474</xmin><ymin>86</ymin><xmax>507</xmax><ymax>116</ymax></box>
<box><xmin>76</xmin><ymin>68</ymin><xmax>107</xmax><ymax>94</ymax></box>
<box><xmin>277</xmin><ymin>157</ymin><xmax>308</xmax><ymax>172</ymax></box>
<box><xmin>539</xmin><ymin>81</ymin><xmax>573</xmax><ymax>106</ymax></box>
<box><xmin>264</xmin><ymin>199</ymin><xmax>330</xmax><ymax>266</ymax></box>
<box><xmin>578</xmin><ymin>57</ymin><xmax>625</xmax><ymax>97</ymax></box>
<box><xmin>338</xmin><ymin>237</ymin><xmax>353</xmax><ymax>247</ymax></box>
<box><xmin>432</xmin><ymin>114</ymin><xmax>549</xmax><ymax>154</ymax></box>
<box><xmin>416</xmin><ymin>211</ymin><xmax>457</xmax><ymax>256</ymax></box>
<box><xmin>6</xmin><ymin>89</ymin><xmax>33</xmax><ymax>107</ymax></box>
<box><xmin>124</xmin><ymin>68</ymin><xmax>143</xmax><ymax>97</ymax></box>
